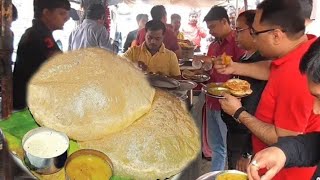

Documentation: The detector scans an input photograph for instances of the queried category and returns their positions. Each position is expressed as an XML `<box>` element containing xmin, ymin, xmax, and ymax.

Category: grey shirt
<box><xmin>68</xmin><ymin>19</ymin><xmax>112</xmax><ymax>51</ymax></box>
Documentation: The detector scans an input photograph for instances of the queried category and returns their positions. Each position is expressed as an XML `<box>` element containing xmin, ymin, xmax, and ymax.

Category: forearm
<box><xmin>233</xmin><ymin>60</ymin><xmax>271</xmax><ymax>80</ymax></box>
<box><xmin>274</xmin><ymin>133</ymin><xmax>320</xmax><ymax>168</ymax></box>
<box><xmin>239</xmin><ymin>111</ymin><xmax>278</xmax><ymax>145</ymax></box>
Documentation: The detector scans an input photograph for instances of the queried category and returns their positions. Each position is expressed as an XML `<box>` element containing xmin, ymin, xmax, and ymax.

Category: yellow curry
<box><xmin>65</xmin><ymin>154</ymin><xmax>112</xmax><ymax>180</ymax></box>
<box><xmin>216</xmin><ymin>173</ymin><xmax>248</xmax><ymax>180</ymax></box>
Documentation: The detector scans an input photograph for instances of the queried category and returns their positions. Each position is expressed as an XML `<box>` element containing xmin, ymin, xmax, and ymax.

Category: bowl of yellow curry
<box><xmin>215</xmin><ymin>170</ymin><xmax>248</xmax><ymax>180</ymax></box>
<box><xmin>196</xmin><ymin>170</ymin><xmax>248</xmax><ymax>180</ymax></box>
<box><xmin>65</xmin><ymin>149</ymin><xmax>113</xmax><ymax>180</ymax></box>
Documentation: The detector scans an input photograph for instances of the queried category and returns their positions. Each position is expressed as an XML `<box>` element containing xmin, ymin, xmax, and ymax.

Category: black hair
<box><xmin>237</xmin><ymin>10</ymin><xmax>255</xmax><ymax>28</ymax></box>
<box><xmin>257</xmin><ymin>0</ymin><xmax>305</xmax><ymax>36</ymax></box>
<box><xmin>150</xmin><ymin>5</ymin><xmax>166</xmax><ymax>21</ymax></box>
<box><xmin>136</xmin><ymin>14</ymin><xmax>148</xmax><ymax>22</ymax></box>
<box><xmin>203</xmin><ymin>6</ymin><xmax>230</xmax><ymax>24</ymax></box>
<box><xmin>298</xmin><ymin>0</ymin><xmax>313</xmax><ymax>19</ymax></box>
<box><xmin>12</xmin><ymin>4</ymin><xmax>18</xmax><ymax>21</ymax></box>
<box><xmin>171</xmin><ymin>14</ymin><xmax>181</xmax><ymax>21</ymax></box>
<box><xmin>86</xmin><ymin>4</ymin><xmax>105</xmax><ymax>20</ymax></box>
<box><xmin>300</xmin><ymin>37</ymin><xmax>320</xmax><ymax>83</ymax></box>
<box><xmin>33</xmin><ymin>0</ymin><xmax>70</xmax><ymax>19</ymax></box>
<box><xmin>145</xmin><ymin>20</ymin><xmax>166</xmax><ymax>34</ymax></box>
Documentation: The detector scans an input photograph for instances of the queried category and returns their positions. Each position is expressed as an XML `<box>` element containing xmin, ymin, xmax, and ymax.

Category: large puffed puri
<box><xmin>79</xmin><ymin>90</ymin><xmax>200</xmax><ymax>179</ymax></box>
<box><xmin>27</xmin><ymin>48</ymin><xmax>155</xmax><ymax>141</ymax></box>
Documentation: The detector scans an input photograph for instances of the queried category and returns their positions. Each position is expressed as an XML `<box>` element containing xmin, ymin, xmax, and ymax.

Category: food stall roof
<box><xmin>70</xmin><ymin>0</ymin><xmax>235</xmax><ymax>7</ymax></box>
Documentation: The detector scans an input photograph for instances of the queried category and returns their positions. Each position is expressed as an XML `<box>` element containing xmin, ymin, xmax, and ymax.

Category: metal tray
<box><xmin>147</xmin><ymin>74</ymin><xmax>180</xmax><ymax>89</ymax></box>
<box><xmin>175</xmin><ymin>80</ymin><xmax>197</xmax><ymax>91</ymax></box>
<box><xmin>182</xmin><ymin>73</ymin><xmax>210</xmax><ymax>83</ymax></box>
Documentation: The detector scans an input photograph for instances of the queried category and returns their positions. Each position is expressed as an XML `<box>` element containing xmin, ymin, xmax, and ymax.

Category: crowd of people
<box><xmin>9</xmin><ymin>0</ymin><xmax>320</xmax><ymax>179</ymax></box>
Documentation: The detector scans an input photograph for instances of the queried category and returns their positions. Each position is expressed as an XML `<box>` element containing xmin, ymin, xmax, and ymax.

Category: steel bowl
<box><xmin>65</xmin><ymin>149</ymin><xmax>113</xmax><ymax>179</ymax></box>
<box><xmin>22</xmin><ymin>127</ymin><xmax>69</xmax><ymax>174</ymax></box>
<box><xmin>196</xmin><ymin>170</ymin><xmax>247</xmax><ymax>180</ymax></box>
<box><xmin>215</xmin><ymin>170</ymin><xmax>248</xmax><ymax>180</ymax></box>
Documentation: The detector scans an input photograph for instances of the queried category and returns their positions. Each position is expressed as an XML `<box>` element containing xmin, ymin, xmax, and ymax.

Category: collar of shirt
<box><xmin>32</xmin><ymin>19</ymin><xmax>51</xmax><ymax>34</ymax></box>
<box><xmin>82</xmin><ymin>19</ymin><xmax>99</xmax><ymax>25</ymax></box>
<box><xmin>272</xmin><ymin>35</ymin><xmax>317</xmax><ymax>67</ymax></box>
<box><xmin>242</xmin><ymin>51</ymin><xmax>257</xmax><ymax>61</ymax></box>
<box><xmin>216</xmin><ymin>31</ymin><xmax>235</xmax><ymax>45</ymax></box>
<box><xmin>141</xmin><ymin>42</ymin><xmax>166</xmax><ymax>54</ymax></box>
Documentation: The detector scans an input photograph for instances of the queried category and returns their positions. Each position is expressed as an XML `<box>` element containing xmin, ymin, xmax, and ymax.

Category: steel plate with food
<box><xmin>202</xmin><ymin>79</ymin><xmax>252</xmax><ymax>98</ymax></box>
<box><xmin>182</xmin><ymin>69</ymin><xmax>210</xmax><ymax>82</ymax></box>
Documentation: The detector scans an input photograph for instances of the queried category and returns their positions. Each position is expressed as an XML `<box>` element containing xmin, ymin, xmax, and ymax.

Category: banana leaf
<box><xmin>0</xmin><ymin>110</ymin><xmax>131</xmax><ymax>180</ymax></box>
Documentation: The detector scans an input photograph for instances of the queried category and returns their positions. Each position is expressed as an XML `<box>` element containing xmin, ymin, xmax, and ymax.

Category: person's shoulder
<box><xmin>165</xmin><ymin>28</ymin><xmax>176</xmax><ymax>37</ymax></box>
<box><xmin>128</xmin><ymin>29</ymin><xmax>138</xmax><ymax>36</ymax></box>
<box><xmin>163</xmin><ymin>48</ymin><xmax>176</xmax><ymax>56</ymax></box>
<box><xmin>245</xmin><ymin>52</ymin><xmax>268</xmax><ymax>63</ymax></box>
<box><xmin>137</xmin><ymin>28</ymin><xmax>145</xmax><ymax>34</ymax></box>
<box><xmin>18</xmin><ymin>26</ymin><xmax>41</xmax><ymax>45</ymax></box>
<box><xmin>126</xmin><ymin>45</ymin><xmax>141</xmax><ymax>52</ymax></box>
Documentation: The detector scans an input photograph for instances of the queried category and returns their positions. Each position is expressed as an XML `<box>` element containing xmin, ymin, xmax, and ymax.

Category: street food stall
<box><xmin>0</xmin><ymin>48</ymin><xmax>201</xmax><ymax>179</ymax></box>
<box><xmin>4</xmin><ymin>0</ymin><xmax>316</xmax><ymax>179</ymax></box>
<box><xmin>0</xmin><ymin>1</ymin><xmax>252</xmax><ymax>179</ymax></box>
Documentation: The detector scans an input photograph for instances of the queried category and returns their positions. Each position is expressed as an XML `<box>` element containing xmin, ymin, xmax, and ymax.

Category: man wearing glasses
<box><xmin>202</xmin><ymin>6</ymin><xmax>245</xmax><ymax>171</ymax></box>
<box><xmin>214</xmin><ymin>0</ymin><xmax>320</xmax><ymax>179</ymax></box>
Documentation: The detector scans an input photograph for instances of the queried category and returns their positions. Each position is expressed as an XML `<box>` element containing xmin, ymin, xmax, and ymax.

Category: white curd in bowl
<box><xmin>23</xmin><ymin>131</ymin><xmax>69</xmax><ymax>158</ymax></box>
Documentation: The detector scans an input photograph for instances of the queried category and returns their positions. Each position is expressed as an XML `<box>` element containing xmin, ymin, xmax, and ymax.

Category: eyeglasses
<box><xmin>235</xmin><ymin>27</ymin><xmax>250</xmax><ymax>33</ymax></box>
<box><xmin>250</xmin><ymin>27</ymin><xmax>276</xmax><ymax>36</ymax></box>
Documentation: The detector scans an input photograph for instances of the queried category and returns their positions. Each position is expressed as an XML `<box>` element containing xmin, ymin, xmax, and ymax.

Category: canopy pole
<box><xmin>235</xmin><ymin>0</ymin><xmax>239</xmax><ymax>17</ymax></box>
<box><xmin>244</xmin><ymin>0</ymin><xmax>248</xmax><ymax>10</ymax></box>
<box><xmin>0</xmin><ymin>0</ymin><xmax>13</xmax><ymax>119</ymax></box>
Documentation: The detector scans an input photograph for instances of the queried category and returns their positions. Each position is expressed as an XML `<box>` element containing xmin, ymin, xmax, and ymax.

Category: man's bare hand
<box><xmin>219</xmin><ymin>93</ymin><xmax>242</xmax><ymax>116</ymax></box>
<box><xmin>248</xmin><ymin>147</ymin><xmax>286</xmax><ymax>180</ymax></box>
<box><xmin>213</xmin><ymin>56</ymin><xmax>237</xmax><ymax>75</ymax></box>
<box><xmin>137</xmin><ymin>61</ymin><xmax>148</xmax><ymax>72</ymax></box>
<box><xmin>236</xmin><ymin>157</ymin><xmax>251</xmax><ymax>172</ymax></box>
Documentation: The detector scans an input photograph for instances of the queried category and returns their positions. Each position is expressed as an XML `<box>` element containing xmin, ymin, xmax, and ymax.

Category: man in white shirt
<box><xmin>68</xmin><ymin>4</ymin><xmax>113</xmax><ymax>51</ymax></box>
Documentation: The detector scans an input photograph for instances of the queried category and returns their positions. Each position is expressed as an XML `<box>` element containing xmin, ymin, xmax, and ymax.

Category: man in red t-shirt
<box><xmin>215</xmin><ymin>0</ymin><xmax>320</xmax><ymax>179</ymax></box>
<box><xmin>135</xmin><ymin>5</ymin><xmax>181</xmax><ymax>58</ymax></box>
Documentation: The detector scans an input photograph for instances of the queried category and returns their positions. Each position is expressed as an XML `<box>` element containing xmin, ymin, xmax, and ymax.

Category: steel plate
<box><xmin>147</xmin><ymin>74</ymin><xmax>180</xmax><ymax>89</ymax></box>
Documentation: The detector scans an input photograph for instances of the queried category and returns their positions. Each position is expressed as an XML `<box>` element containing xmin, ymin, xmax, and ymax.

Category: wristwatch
<box><xmin>232</xmin><ymin>107</ymin><xmax>246</xmax><ymax>123</ymax></box>
<box><xmin>242</xmin><ymin>152</ymin><xmax>252</xmax><ymax>159</ymax></box>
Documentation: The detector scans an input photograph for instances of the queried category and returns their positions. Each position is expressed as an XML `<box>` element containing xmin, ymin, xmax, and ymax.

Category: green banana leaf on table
<box><xmin>0</xmin><ymin>110</ymin><xmax>132</xmax><ymax>180</ymax></box>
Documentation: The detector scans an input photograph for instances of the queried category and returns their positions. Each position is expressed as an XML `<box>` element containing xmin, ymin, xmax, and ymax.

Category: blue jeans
<box><xmin>207</xmin><ymin>109</ymin><xmax>227</xmax><ymax>171</ymax></box>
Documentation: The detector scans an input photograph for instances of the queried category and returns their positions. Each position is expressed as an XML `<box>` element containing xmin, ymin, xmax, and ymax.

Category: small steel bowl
<box><xmin>215</xmin><ymin>170</ymin><xmax>248</xmax><ymax>180</ymax></box>
<box><xmin>65</xmin><ymin>149</ymin><xmax>113</xmax><ymax>179</ymax></box>
<box><xmin>22</xmin><ymin>127</ymin><xmax>69</xmax><ymax>174</ymax></box>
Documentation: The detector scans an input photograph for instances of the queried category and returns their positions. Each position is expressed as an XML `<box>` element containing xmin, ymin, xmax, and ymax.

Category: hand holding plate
<box><xmin>219</xmin><ymin>92</ymin><xmax>242</xmax><ymax>116</ymax></box>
